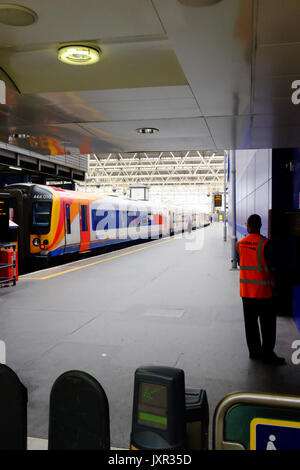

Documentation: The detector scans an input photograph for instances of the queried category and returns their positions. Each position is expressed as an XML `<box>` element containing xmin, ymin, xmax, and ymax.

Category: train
<box><xmin>4</xmin><ymin>183</ymin><xmax>210</xmax><ymax>266</ymax></box>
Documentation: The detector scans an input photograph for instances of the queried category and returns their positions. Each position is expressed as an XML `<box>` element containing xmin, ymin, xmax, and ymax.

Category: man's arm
<box><xmin>235</xmin><ymin>241</ymin><xmax>240</xmax><ymax>266</ymax></box>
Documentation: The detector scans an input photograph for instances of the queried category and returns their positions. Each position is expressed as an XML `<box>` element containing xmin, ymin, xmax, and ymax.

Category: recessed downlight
<box><xmin>0</xmin><ymin>3</ymin><xmax>38</xmax><ymax>26</ymax></box>
<box><xmin>58</xmin><ymin>45</ymin><xmax>101</xmax><ymax>65</ymax></box>
<box><xmin>136</xmin><ymin>128</ymin><xmax>159</xmax><ymax>134</ymax></box>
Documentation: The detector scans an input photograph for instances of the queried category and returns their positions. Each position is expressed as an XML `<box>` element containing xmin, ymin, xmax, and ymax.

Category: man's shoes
<box><xmin>261</xmin><ymin>351</ymin><xmax>286</xmax><ymax>365</ymax></box>
<box><xmin>249</xmin><ymin>352</ymin><xmax>262</xmax><ymax>360</ymax></box>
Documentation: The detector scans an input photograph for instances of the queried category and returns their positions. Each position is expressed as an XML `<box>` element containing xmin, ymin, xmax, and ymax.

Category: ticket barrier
<box><xmin>130</xmin><ymin>366</ymin><xmax>209</xmax><ymax>450</ymax></box>
<box><xmin>213</xmin><ymin>392</ymin><xmax>300</xmax><ymax>450</ymax></box>
<box><xmin>186</xmin><ymin>388</ymin><xmax>209</xmax><ymax>450</ymax></box>
<box><xmin>48</xmin><ymin>370</ymin><xmax>110</xmax><ymax>450</ymax></box>
<box><xmin>0</xmin><ymin>364</ymin><xmax>27</xmax><ymax>450</ymax></box>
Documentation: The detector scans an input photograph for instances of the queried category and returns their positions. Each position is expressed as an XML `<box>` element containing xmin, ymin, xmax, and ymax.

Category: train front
<box><xmin>29</xmin><ymin>185</ymin><xmax>55</xmax><ymax>259</ymax></box>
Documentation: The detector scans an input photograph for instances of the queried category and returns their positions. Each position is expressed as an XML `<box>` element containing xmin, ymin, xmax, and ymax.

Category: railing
<box><xmin>0</xmin><ymin>243</ymin><xmax>17</xmax><ymax>287</ymax></box>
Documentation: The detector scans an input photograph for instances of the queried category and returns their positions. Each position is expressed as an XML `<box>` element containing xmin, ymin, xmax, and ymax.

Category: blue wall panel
<box><xmin>232</xmin><ymin>149</ymin><xmax>272</xmax><ymax>241</ymax></box>
<box><xmin>293</xmin><ymin>150</ymin><xmax>300</xmax><ymax>330</ymax></box>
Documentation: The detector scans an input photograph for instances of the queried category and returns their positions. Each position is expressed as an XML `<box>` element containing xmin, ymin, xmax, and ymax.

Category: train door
<box><xmin>5</xmin><ymin>189</ymin><xmax>26</xmax><ymax>263</ymax></box>
<box><xmin>169</xmin><ymin>211</ymin><xmax>174</xmax><ymax>235</ymax></box>
<box><xmin>63</xmin><ymin>201</ymin><xmax>80</xmax><ymax>254</ymax></box>
<box><xmin>162</xmin><ymin>207</ymin><xmax>168</xmax><ymax>236</ymax></box>
<box><xmin>79</xmin><ymin>204</ymin><xmax>90</xmax><ymax>252</ymax></box>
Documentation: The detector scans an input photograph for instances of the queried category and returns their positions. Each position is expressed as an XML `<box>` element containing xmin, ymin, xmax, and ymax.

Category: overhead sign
<box><xmin>250</xmin><ymin>418</ymin><xmax>300</xmax><ymax>450</ymax></box>
<box><xmin>214</xmin><ymin>194</ymin><xmax>222</xmax><ymax>207</ymax></box>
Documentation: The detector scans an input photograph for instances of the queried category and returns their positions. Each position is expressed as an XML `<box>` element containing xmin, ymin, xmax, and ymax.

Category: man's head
<box><xmin>247</xmin><ymin>214</ymin><xmax>262</xmax><ymax>234</ymax></box>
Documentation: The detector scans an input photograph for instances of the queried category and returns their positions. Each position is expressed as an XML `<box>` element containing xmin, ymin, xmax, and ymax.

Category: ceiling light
<box><xmin>58</xmin><ymin>45</ymin><xmax>101</xmax><ymax>65</ymax></box>
<box><xmin>9</xmin><ymin>166</ymin><xmax>22</xmax><ymax>171</ymax></box>
<box><xmin>136</xmin><ymin>128</ymin><xmax>159</xmax><ymax>134</ymax></box>
<box><xmin>0</xmin><ymin>3</ymin><xmax>38</xmax><ymax>26</ymax></box>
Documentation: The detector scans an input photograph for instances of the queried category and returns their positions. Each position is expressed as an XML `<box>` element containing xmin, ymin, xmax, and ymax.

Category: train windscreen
<box><xmin>32</xmin><ymin>201</ymin><xmax>52</xmax><ymax>234</ymax></box>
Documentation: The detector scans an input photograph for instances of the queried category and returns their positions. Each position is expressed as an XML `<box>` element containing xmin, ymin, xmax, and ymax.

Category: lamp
<box><xmin>58</xmin><ymin>45</ymin><xmax>101</xmax><ymax>65</ymax></box>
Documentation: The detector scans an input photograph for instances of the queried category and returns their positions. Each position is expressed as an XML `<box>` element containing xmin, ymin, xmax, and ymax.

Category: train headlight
<box><xmin>43</xmin><ymin>240</ymin><xmax>49</xmax><ymax>246</ymax></box>
<box><xmin>33</xmin><ymin>238</ymin><xmax>40</xmax><ymax>246</ymax></box>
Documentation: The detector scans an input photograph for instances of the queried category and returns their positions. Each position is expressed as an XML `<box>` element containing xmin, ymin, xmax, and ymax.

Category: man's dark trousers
<box><xmin>242</xmin><ymin>297</ymin><xmax>276</xmax><ymax>357</ymax></box>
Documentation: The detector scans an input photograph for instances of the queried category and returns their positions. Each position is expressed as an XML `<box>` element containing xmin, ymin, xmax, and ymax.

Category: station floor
<box><xmin>1</xmin><ymin>222</ymin><xmax>300</xmax><ymax>449</ymax></box>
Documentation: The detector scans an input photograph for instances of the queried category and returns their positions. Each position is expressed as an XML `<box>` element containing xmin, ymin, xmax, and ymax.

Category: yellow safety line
<box><xmin>33</xmin><ymin>238</ymin><xmax>174</xmax><ymax>280</ymax></box>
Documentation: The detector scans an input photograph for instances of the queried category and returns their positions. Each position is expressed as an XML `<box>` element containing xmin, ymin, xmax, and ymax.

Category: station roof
<box><xmin>0</xmin><ymin>0</ymin><xmax>299</xmax><ymax>155</ymax></box>
<box><xmin>84</xmin><ymin>151</ymin><xmax>225</xmax><ymax>187</ymax></box>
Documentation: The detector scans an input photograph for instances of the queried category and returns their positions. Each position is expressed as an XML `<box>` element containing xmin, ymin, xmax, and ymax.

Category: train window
<box><xmin>127</xmin><ymin>211</ymin><xmax>137</xmax><ymax>227</ymax></box>
<box><xmin>66</xmin><ymin>204</ymin><xmax>71</xmax><ymax>234</ymax></box>
<box><xmin>91</xmin><ymin>209</ymin><xmax>108</xmax><ymax>231</ymax></box>
<box><xmin>32</xmin><ymin>201</ymin><xmax>51</xmax><ymax>233</ymax></box>
<box><xmin>81</xmin><ymin>205</ymin><xmax>88</xmax><ymax>232</ymax></box>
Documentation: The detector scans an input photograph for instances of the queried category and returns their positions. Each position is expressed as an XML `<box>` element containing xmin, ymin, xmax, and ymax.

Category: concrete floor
<box><xmin>0</xmin><ymin>223</ymin><xmax>299</xmax><ymax>449</ymax></box>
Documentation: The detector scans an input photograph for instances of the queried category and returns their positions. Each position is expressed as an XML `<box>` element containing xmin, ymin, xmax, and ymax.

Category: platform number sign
<box><xmin>250</xmin><ymin>418</ymin><xmax>300</xmax><ymax>450</ymax></box>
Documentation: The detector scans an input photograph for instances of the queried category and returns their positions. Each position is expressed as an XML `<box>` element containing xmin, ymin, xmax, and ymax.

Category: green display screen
<box><xmin>137</xmin><ymin>382</ymin><xmax>168</xmax><ymax>430</ymax></box>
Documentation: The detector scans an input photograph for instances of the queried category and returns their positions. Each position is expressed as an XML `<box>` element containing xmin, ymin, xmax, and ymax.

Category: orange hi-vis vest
<box><xmin>236</xmin><ymin>233</ymin><xmax>274</xmax><ymax>299</ymax></box>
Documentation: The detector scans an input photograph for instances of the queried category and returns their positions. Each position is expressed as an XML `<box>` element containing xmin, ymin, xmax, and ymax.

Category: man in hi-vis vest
<box><xmin>236</xmin><ymin>214</ymin><xmax>285</xmax><ymax>365</ymax></box>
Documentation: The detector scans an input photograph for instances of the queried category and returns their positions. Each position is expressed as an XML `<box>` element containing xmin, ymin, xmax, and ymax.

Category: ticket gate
<box><xmin>214</xmin><ymin>392</ymin><xmax>300</xmax><ymax>450</ymax></box>
<box><xmin>0</xmin><ymin>364</ymin><xmax>27</xmax><ymax>450</ymax></box>
<box><xmin>130</xmin><ymin>366</ymin><xmax>209</xmax><ymax>450</ymax></box>
<box><xmin>48</xmin><ymin>370</ymin><xmax>110</xmax><ymax>450</ymax></box>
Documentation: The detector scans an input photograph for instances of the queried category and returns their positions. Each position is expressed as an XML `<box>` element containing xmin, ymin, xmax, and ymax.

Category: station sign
<box><xmin>250</xmin><ymin>418</ymin><xmax>300</xmax><ymax>450</ymax></box>
<box><xmin>214</xmin><ymin>392</ymin><xmax>300</xmax><ymax>450</ymax></box>
<box><xmin>214</xmin><ymin>194</ymin><xmax>222</xmax><ymax>207</ymax></box>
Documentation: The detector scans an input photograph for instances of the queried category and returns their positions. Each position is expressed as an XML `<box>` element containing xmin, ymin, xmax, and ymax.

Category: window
<box><xmin>66</xmin><ymin>204</ymin><xmax>71</xmax><ymax>234</ymax></box>
<box><xmin>81</xmin><ymin>205</ymin><xmax>88</xmax><ymax>232</ymax></box>
<box><xmin>92</xmin><ymin>209</ymin><xmax>108</xmax><ymax>231</ymax></box>
<box><xmin>32</xmin><ymin>201</ymin><xmax>51</xmax><ymax>233</ymax></box>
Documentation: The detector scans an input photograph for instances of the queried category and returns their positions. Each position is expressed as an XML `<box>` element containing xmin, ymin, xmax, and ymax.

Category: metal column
<box><xmin>230</xmin><ymin>150</ymin><xmax>237</xmax><ymax>269</ymax></box>
<box><xmin>223</xmin><ymin>152</ymin><xmax>227</xmax><ymax>242</ymax></box>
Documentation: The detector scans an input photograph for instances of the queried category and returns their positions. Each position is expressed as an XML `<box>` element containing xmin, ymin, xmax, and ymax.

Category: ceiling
<box><xmin>0</xmin><ymin>0</ymin><xmax>300</xmax><ymax>156</ymax></box>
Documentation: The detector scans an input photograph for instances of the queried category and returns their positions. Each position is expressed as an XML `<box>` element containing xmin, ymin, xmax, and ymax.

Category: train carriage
<box><xmin>4</xmin><ymin>183</ymin><xmax>210</xmax><ymax>267</ymax></box>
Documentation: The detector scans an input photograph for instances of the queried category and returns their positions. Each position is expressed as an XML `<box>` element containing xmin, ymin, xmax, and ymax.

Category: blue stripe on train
<box><xmin>49</xmin><ymin>237</ymin><xmax>134</xmax><ymax>256</ymax></box>
<box><xmin>91</xmin><ymin>209</ymin><xmax>150</xmax><ymax>231</ymax></box>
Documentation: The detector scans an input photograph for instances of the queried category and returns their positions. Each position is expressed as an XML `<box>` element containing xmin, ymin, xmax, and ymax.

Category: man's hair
<box><xmin>247</xmin><ymin>214</ymin><xmax>262</xmax><ymax>231</ymax></box>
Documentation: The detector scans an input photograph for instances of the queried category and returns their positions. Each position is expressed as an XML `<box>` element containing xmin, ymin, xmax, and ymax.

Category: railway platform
<box><xmin>0</xmin><ymin>223</ymin><xmax>299</xmax><ymax>448</ymax></box>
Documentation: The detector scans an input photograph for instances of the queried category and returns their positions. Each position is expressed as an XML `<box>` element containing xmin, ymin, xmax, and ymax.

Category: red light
<box><xmin>40</xmin><ymin>244</ymin><xmax>45</xmax><ymax>249</ymax></box>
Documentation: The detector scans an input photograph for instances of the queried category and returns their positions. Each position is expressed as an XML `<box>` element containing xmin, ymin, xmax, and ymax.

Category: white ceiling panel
<box><xmin>153</xmin><ymin>0</ymin><xmax>253</xmax><ymax>116</ymax></box>
<box><xmin>42</xmin><ymin>98</ymin><xmax>201</xmax><ymax>122</ymax></box>
<box><xmin>0</xmin><ymin>40</ymin><xmax>187</xmax><ymax>93</ymax></box>
<box><xmin>77</xmin><ymin>117</ymin><xmax>215</xmax><ymax>151</ymax></box>
<box><xmin>28</xmin><ymin>86</ymin><xmax>202</xmax><ymax>122</ymax></box>
<box><xmin>36</xmin><ymin>86</ymin><xmax>195</xmax><ymax>105</ymax></box>
<box><xmin>206</xmin><ymin>116</ymin><xmax>252</xmax><ymax>150</ymax></box>
<box><xmin>0</xmin><ymin>0</ymin><xmax>165</xmax><ymax>47</ymax></box>
<box><xmin>78</xmin><ymin>117</ymin><xmax>211</xmax><ymax>138</ymax></box>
